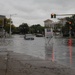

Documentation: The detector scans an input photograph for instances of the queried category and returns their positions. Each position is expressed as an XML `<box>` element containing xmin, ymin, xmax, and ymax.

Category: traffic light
<box><xmin>51</xmin><ymin>14</ymin><xmax>56</xmax><ymax>18</ymax></box>
<box><xmin>69</xmin><ymin>22</ymin><xmax>71</xmax><ymax>24</ymax></box>
<box><xmin>51</xmin><ymin>14</ymin><xmax>54</xmax><ymax>18</ymax></box>
<box><xmin>68</xmin><ymin>22</ymin><xmax>72</xmax><ymax>30</ymax></box>
<box><xmin>69</xmin><ymin>26</ymin><xmax>72</xmax><ymax>30</ymax></box>
<box><xmin>54</xmin><ymin>14</ymin><xmax>56</xmax><ymax>18</ymax></box>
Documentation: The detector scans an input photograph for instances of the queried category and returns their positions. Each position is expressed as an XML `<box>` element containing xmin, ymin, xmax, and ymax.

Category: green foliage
<box><xmin>19</xmin><ymin>23</ymin><xmax>29</xmax><ymax>34</ymax></box>
<box><xmin>30</xmin><ymin>24</ymin><xmax>44</xmax><ymax>34</ymax></box>
<box><xmin>3</xmin><ymin>18</ymin><xmax>45</xmax><ymax>35</ymax></box>
<box><xmin>4</xmin><ymin>18</ymin><xmax>16</xmax><ymax>33</ymax></box>
<box><xmin>12</xmin><ymin>27</ymin><xmax>19</xmax><ymax>34</ymax></box>
<box><xmin>18</xmin><ymin>23</ymin><xmax>44</xmax><ymax>34</ymax></box>
<box><xmin>62</xmin><ymin>15</ymin><xmax>75</xmax><ymax>37</ymax></box>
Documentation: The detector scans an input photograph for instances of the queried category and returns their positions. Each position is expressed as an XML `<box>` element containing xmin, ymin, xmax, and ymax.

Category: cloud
<box><xmin>0</xmin><ymin>0</ymin><xmax>75</xmax><ymax>26</ymax></box>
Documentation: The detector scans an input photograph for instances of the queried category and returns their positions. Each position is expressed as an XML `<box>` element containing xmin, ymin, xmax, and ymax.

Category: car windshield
<box><xmin>0</xmin><ymin>0</ymin><xmax>75</xmax><ymax>75</ymax></box>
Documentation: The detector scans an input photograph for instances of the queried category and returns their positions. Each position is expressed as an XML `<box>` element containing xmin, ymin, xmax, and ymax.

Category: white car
<box><xmin>55</xmin><ymin>32</ymin><xmax>60</xmax><ymax>35</ymax></box>
<box><xmin>24</xmin><ymin>34</ymin><xmax>34</xmax><ymax>40</ymax></box>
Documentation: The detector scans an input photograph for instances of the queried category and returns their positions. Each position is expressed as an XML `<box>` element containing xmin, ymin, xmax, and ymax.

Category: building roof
<box><xmin>0</xmin><ymin>15</ymin><xmax>6</xmax><ymax>18</ymax></box>
<box><xmin>44</xmin><ymin>19</ymin><xmax>53</xmax><ymax>22</ymax></box>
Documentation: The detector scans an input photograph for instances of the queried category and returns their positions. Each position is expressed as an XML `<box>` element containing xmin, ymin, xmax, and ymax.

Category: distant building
<box><xmin>0</xmin><ymin>15</ymin><xmax>6</xmax><ymax>27</ymax></box>
<box><xmin>44</xmin><ymin>19</ymin><xmax>54</xmax><ymax>28</ymax></box>
<box><xmin>0</xmin><ymin>15</ymin><xmax>6</xmax><ymax>37</ymax></box>
<box><xmin>44</xmin><ymin>19</ymin><xmax>54</xmax><ymax>38</ymax></box>
<box><xmin>58</xmin><ymin>18</ymin><xmax>67</xmax><ymax>26</ymax></box>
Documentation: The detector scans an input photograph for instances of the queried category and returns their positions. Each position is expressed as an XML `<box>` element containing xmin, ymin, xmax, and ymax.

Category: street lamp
<box><xmin>9</xmin><ymin>14</ymin><xmax>16</xmax><ymax>37</ymax></box>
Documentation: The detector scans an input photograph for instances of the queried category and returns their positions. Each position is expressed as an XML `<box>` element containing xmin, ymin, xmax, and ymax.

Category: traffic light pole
<box><xmin>51</xmin><ymin>13</ymin><xmax>75</xmax><ymax>38</ymax></box>
<box><xmin>51</xmin><ymin>13</ymin><xmax>75</xmax><ymax>18</ymax></box>
<box><xmin>56</xmin><ymin>14</ymin><xmax>75</xmax><ymax>16</ymax></box>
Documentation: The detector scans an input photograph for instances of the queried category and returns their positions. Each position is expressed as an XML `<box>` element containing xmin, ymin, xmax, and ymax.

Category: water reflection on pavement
<box><xmin>0</xmin><ymin>35</ymin><xmax>75</xmax><ymax>69</ymax></box>
<box><xmin>53</xmin><ymin>36</ymin><xmax>75</xmax><ymax>69</ymax></box>
<box><xmin>6</xmin><ymin>35</ymin><xmax>46</xmax><ymax>59</ymax></box>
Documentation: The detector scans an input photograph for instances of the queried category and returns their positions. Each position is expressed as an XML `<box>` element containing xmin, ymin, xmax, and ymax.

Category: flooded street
<box><xmin>3</xmin><ymin>35</ymin><xmax>46</xmax><ymax>59</ymax></box>
<box><xmin>53</xmin><ymin>37</ymin><xmax>75</xmax><ymax>68</ymax></box>
<box><xmin>0</xmin><ymin>35</ymin><xmax>75</xmax><ymax>69</ymax></box>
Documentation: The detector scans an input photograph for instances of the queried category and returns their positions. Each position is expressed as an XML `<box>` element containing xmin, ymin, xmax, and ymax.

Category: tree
<box><xmin>12</xmin><ymin>27</ymin><xmax>20</xmax><ymax>34</ymax></box>
<box><xmin>3</xmin><ymin>18</ymin><xmax>10</xmax><ymax>33</ymax></box>
<box><xmin>19</xmin><ymin>23</ymin><xmax>29</xmax><ymax>34</ymax></box>
<box><xmin>2</xmin><ymin>18</ymin><xmax>17</xmax><ymax>34</ymax></box>
<box><xmin>62</xmin><ymin>15</ymin><xmax>75</xmax><ymax>37</ymax></box>
<box><xmin>30</xmin><ymin>24</ymin><xmax>44</xmax><ymax>34</ymax></box>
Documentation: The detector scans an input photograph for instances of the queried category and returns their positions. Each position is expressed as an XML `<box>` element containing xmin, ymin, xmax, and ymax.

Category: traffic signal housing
<box><xmin>54</xmin><ymin>14</ymin><xmax>56</xmax><ymax>18</ymax></box>
<box><xmin>51</xmin><ymin>14</ymin><xmax>56</xmax><ymax>18</ymax></box>
<box><xmin>68</xmin><ymin>22</ymin><xmax>72</xmax><ymax>30</ymax></box>
<box><xmin>69</xmin><ymin>22</ymin><xmax>72</xmax><ymax>24</ymax></box>
<box><xmin>51</xmin><ymin>14</ymin><xmax>54</xmax><ymax>18</ymax></box>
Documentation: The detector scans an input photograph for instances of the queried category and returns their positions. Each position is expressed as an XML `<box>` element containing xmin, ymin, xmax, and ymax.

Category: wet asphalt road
<box><xmin>0</xmin><ymin>35</ymin><xmax>75</xmax><ymax>69</ymax></box>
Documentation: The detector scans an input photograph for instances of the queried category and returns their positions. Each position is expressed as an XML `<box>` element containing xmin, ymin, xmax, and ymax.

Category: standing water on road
<box><xmin>5</xmin><ymin>35</ymin><xmax>46</xmax><ymax>59</ymax></box>
<box><xmin>53</xmin><ymin>36</ymin><xmax>75</xmax><ymax>69</ymax></box>
<box><xmin>0</xmin><ymin>35</ymin><xmax>75</xmax><ymax>69</ymax></box>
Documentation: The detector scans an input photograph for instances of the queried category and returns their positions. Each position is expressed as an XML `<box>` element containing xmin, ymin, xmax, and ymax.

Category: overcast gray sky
<box><xmin>0</xmin><ymin>0</ymin><xmax>75</xmax><ymax>26</ymax></box>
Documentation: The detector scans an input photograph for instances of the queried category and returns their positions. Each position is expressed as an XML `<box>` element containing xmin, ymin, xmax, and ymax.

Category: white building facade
<box><xmin>44</xmin><ymin>19</ymin><xmax>54</xmax><ymax>38</ymax></box>
<box><xmin>58</xmin><ymin>18</ymin><xmax>67</xmax><ymax>26</ymax></box>
<box><xmin>44</xmin><ymin>19</ymin><xmax>54</xmax><ymax>28</ymax></box>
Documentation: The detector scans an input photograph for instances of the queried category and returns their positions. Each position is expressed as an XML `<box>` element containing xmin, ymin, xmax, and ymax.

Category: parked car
<box><xmin>24</xmin><ymin>34</ymin><xmax>34</xmax><ymax>40</ymax></box>
<box><xmin>55</xmin><ymin>32</ymin><xmax>60</xmax><ymax>35</ymax></box>
<box><xmin>36</xmin><ymin>34</ymin><xmax>44</xmax><ymax>37</ymax></box>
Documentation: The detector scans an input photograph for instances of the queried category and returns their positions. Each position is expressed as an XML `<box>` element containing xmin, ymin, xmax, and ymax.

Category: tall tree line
<box><xmin>0</xmin><ymin>17</ymin><xmax>44</xmax><ymax>35</ymax></box>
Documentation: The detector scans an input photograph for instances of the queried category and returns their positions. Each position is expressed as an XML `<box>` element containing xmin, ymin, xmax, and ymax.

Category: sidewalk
<box><xmin>0</xmin><ymin>50</ymin><xmax>75</xmax><ymax>75</ymax></box>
